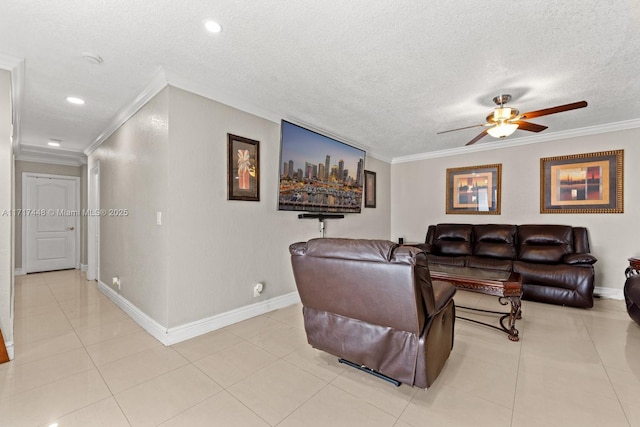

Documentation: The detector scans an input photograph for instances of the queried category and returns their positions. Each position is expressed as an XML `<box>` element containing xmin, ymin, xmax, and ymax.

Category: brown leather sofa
<box><xmin>624</xmin><ymin>275</ymin><xmax>640</xmax><ymax>325</ymax></box>
<box><xmin>289</xmin><ymin>238</ymin><xmax>456</xmax><ymax>388</ymax></box>
<box><xmin>419</xmin><ymin>224</ymin><xmax>597</xmax><ymax>308</ymax></box>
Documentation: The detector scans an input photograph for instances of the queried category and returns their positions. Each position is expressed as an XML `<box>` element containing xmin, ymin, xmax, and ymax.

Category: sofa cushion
<box><xmin>513</xmin><ymin>261</ymin><xmax>594</xmax><ymax>308</ymax></box>
<box><xmin>473</xmin><ymin>224</ymin><xmax>516</xmax><ymax>259</ymax></box>
<box><xmin>466</xmin><ymin>256</ymin><xmax>513</xmax><ymax>271</ymax></box>
<box><xmin>433</xmin><ymin>224</ymin><xmax>472</xmax><ymax>256</ymax></box>
<box><xmin>518</xmin><ymin>225</ymin><xmax>573</xmax><ymax>263</ymax></box>
<box><xmin>426</xmin><ymin>254</ymin><xmax>467</xmax><ymax>267</ymax></box>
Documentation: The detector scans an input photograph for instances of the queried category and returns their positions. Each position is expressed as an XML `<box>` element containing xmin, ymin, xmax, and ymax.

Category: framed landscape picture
<box><xmin>446</xmin><ymin>164</ymin><xmax>501</xmax><ymax>214</ymax></box>
<box><xmin>227</xmin><ymin>134</ymin><xmax>260</xmax><ymax>201</ymax></box>
<box><xmin>540</xmin><ymin>149</ymin><xmax>623</xmax><ymax>213</ymax></box>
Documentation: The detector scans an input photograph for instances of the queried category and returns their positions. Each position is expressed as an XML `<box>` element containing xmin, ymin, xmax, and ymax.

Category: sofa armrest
<box><xmin>564</xmin><ymin>253</ymin><xmax>597</xmax><ymax>265</ymax></box>
<box><xmin>415</xmin><ymin>243</ymin><xmax>433</xmax><ymax>253</ymax></box>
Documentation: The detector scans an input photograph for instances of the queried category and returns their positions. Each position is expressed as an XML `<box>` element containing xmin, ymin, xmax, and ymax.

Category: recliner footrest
<box><xmin>338</xmin><ymin>358</ymin><xmax>401</xmax><ymax>387</ymax></box>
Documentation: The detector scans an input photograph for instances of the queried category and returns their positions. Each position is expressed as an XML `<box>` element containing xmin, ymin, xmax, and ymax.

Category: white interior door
<box><xmin>24</xmin><ymin>174</ymin><xmax>79</xmax><ymax>273</ymax></box>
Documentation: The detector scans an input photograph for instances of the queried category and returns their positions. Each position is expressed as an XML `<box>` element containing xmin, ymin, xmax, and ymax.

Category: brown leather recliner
<box><xmin>289</xmin><ymin>238</ymin><xmax>456</xmax><ymax>388</ymax></box>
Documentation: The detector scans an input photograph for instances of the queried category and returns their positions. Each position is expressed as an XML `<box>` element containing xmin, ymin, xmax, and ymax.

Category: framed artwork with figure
<box><xmin>446</xmin><ymin>164</ymin><xmax>501</xmax><ymax>214</ymax></box>
<box><xmin>227</xmin><ymin>134</ymin><xmax>260</xmax><ymax>201</ymax></box>
<box><xmin>364</xmin><ymin>170</ymin><xmax>376</xmax><ymax>208</ymax></box>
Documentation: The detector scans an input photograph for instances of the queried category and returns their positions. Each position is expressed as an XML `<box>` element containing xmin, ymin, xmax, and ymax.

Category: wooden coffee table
<box><xmin>428</xmin><ymin>264</ymin><xmax>523</xmax><ymax>341</ymax></box>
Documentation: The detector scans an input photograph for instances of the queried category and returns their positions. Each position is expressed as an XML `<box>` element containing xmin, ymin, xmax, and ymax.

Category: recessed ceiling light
<box><xmin>48</xmin><ymin>139</ymin><xmax>61</xmax><ymax>147</ymax></box>
<box><xmin>204</xmin><ymin>20</ymin><xmax>222</xmax><ymax>33</ymax></box>
<box><xmin>66</xmin><ymin>96</ymin><xmax>85</xmax><ymax>105</ymax></box>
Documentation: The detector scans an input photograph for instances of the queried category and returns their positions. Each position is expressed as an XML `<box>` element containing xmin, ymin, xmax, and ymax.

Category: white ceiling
<box><xmin>2</xmin><ymin>1</ymin><xmax>640</xmax><ymax>164</ymax></box>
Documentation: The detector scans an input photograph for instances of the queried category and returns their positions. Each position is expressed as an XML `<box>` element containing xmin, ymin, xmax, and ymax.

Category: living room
<box><xmin>1</xmin><ymin>2</ymin><xmax>640</xmax><ymax>426</ymax></box>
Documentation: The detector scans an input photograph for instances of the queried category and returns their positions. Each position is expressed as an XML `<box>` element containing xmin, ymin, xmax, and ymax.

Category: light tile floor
<box><xmin>2</xmin><ymin>269</ymin><xmax>640</xmax><ymax>426</ymax></box>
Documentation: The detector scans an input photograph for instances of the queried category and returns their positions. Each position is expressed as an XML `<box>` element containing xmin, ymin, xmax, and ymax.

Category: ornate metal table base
<box><xmin>456</xmin><ymin>295</ymin><xmax>522</xmax><ymax>341</ymax></box>
<box><xmin>428</xmin><ymin>265</ymin><xmax>523</xmax><ymax>342</ymax></box>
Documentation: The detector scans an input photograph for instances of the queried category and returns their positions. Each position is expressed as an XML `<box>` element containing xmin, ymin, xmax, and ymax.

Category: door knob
<box><xmin>68</xmin><ymin>226</ymin><xmax>75</xmax><ymax>231</ymax></box>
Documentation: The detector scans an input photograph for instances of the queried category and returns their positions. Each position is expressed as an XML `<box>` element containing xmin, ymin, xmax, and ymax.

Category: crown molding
<box><xmin>282</xmin><ymin>117</ymin><xmax>391</xmax><ymax>164</ymax></box>
<box><xmin>84</xmin><ymin>68</ymin><xmax>168</xmax><ymax>156</ymax></box>
<box><xmin>391</xmin><ymin>118</ymin><xmax>640</xmax><ymax>164</ymax></box>
<box><xmin>163</xmin><ymin>68</ymin><xmax>390</xmax><ymax>163</ymax></box>
<box><xmin>17</xmin><ymin>144</ymin><xmax>87</xmax><ymax>166</ymax></box>
<box><xmin>0</xmin><ymin>53</ymin><xmax>25</xmax><ymax>155</ymax></box>
<box><xmin>163</xmin><ymin>67</ymin><xmax>282</xmax><ymax>125</ymax></box>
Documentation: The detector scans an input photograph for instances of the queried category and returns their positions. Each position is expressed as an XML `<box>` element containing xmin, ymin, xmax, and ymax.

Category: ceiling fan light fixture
<box><xmin>487</xmin><ymin>122</ymin><xmax>518</xmax><ymax>138</ymax></box>
<box><xmin>493</xmin><ymin>107</ymin><xmax>512</xmax><ymax>121</ymax></box>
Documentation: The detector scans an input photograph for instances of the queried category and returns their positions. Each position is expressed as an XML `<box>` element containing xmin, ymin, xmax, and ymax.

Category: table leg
<box><xmin>498</xmin><ymin>296</ymin><xmax>521</xmax><ymax>341</ymax></box>
<box><xmin>506</xmin><ymin>296</ymin><xmax>522</xmax><ymax>341</ymax></box>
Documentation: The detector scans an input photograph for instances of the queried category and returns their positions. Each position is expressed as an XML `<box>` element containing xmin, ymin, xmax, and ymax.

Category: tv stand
<box><xmin>297</xmin><ymin>214</ymin><xmax>345</xmax><ymax>221</ymax></box>
<box><xmin>298</xmin><ymin>214</ymin><xmax>344</xmax><ymax>238</ymax></box>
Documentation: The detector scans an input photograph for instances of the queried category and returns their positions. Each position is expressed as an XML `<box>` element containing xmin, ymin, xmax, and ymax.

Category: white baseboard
<box><xmin>594</xmin><ymin>286</ymin><xmax>625</xmax><ymax>300</ymax></box>
<box><xmin>14</xmin><ymin>268</ymin><xmax>25</xmax><ymax>276</ymax></box>
<box><xmin>165</xmin><ymin>292</ymin><xmax>301</xmax><ymax>345</ymax></box>
<box><xmin>80</xmin><ymin>264</ymin><xmax>88</xmax><ymax>272</ymax></box>
<box><xmin>97</xmin><ymin>280</ymin><xmax>301</xmax><ymax>346</ymax></box>
<box><xmin>98</xmin><ymin>281</ymin><xmax>168</xmax><ymax>344</ymax></box>
<box><xmin>4</xmin><ymin>340</ymin><xmax>14</xmax><ymax>361</ymax></box>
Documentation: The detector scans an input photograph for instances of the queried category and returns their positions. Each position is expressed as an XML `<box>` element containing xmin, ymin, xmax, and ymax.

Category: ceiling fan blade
<box><xmin>520</xmin><ymin>101</ymin><xmax>588</xmax><ymax>120</ymax></box>
<box><xmin>513</xmin><ymin>121</ymin><xmax>548</xmax><ymax>133</ymax></box>
<box><xmin>466</xmin><ymin>129</ymin><xmax>489</xmax><ymax>146</ymax></box>
<box><xmin>437</xmin><ymin>123</ymin><xmax>486</xmax><ymax>135</ymax></box>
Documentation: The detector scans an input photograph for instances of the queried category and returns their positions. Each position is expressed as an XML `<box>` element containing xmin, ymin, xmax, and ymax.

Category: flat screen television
<box><xmin>278</xmin><ymin>120</ymin><xmax>366</xmax><ymax>213</ymax></box>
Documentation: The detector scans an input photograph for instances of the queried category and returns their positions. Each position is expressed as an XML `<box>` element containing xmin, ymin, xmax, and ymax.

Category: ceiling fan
<box><xmin>437</xmin><ymin>95</ymin><xmax>588</xmax><ymax>146</ymax></box>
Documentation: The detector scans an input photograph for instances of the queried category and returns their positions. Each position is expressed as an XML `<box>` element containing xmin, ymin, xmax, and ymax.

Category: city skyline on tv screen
<box><xmin>278</xmin><ymin>121</ymin><xmax>365</xmax><ymax>213</ymax></box>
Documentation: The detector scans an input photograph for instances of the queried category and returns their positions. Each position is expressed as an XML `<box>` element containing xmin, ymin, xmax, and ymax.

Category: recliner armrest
<box><xmin>431</xmin><ymin>280</ymin><xmax>456</xmax><ymax>313</ymax></box>
<box><xmin>415</xmin><ymin>243</ymin><xmax>432</xmax><ymax>253</ymax></box>
<box><xmin>564</xmin><ymin>253</ymin><xmax>597</xmax><ymax>265</ymax></box>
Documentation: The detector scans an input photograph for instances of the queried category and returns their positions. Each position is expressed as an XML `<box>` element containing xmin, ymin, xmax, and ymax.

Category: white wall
<box><xmin>89</xmin><ymin>85</ymin><xmax>391</xmax><ymax>331</ymax></box>
<box><xmin>0</xmin><ymin>69</ymin><xmax>13</xmax><ymax>354</ymax></box>
<box><xmin>166</xmin><ymin>86</ymin><xmax>390</xmax><ymax>327</ymax></box>
<box><xmin>89</xmin><ymin>88</ymin><xmax>170</xmax><ymax>326</ymax></box>
<box><xmin>391</xmin><ymin>128</ymin><xmax>640</xmax><ymax>292</ymax></box>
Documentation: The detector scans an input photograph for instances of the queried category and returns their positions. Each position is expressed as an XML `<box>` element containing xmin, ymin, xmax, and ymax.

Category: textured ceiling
<box><xmin>1</xmin><ymin>1</ymin><xmax>640</xmax><ymax>162</ymax></box>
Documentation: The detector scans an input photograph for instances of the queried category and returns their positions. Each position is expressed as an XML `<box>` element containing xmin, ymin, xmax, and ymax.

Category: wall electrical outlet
<box><xmin>253</xmin><ymin>282</ymin><xmax>264</xmax><ymax>298</ymax></box>
<box><xmin>112</xmin><ymin>276</ymin><xmax>121</xmax><ymax>290</ymax></box>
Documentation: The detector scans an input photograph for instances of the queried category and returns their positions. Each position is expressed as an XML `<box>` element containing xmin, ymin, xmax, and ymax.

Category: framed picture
<box><xmin>540</xmin><ymin>149</ymin><xmax>623</xmax><ymax>214</ymax></box>
<box><xmin>446</xmin><ymin>164</ymin><xmax>501</xmax><ymax>214</ymax></box>
<box><xmin>364</xmin><ymin>170</ymin><xmax>376</xmax><ymax>208</ymax></box>
<box><xmin>227</xmin><ymin>134</ymin><xmax>260</xmax><ymax>201</ymax></box>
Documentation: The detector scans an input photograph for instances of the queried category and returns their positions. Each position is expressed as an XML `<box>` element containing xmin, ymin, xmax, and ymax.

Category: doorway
<box><xmin>22</xmin><ymin>173</ymin><xmax>80</xmax><ymax>273</ymax></box>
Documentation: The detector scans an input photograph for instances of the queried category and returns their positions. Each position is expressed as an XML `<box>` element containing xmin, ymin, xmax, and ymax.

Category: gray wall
<box><xmin>391</xmin><ymin>128</ymin><xmax>640</xmax><ymax>292</ymax></box>
<box><xmin>0</xmin><ymin>69</ymin><xmax>13</xmax><ymax>347</ymax></box>
<box><xmin>14</xmin><ymin>161</ymin><xmax>85</xmax><ymax>270</ymax></box>
<box><xmin>89</xmin><ymin>85</ymin><xmax>391</xmax><ymax>329</ymax></box>
<box><xmin>89</xmin><ymin>88</ymin><xmax>170</xmax><ymax>326</ymax></box>
<box><xmin>165</xmin><ymin>87</ymin><xmax>391</xmax><ymax>327</ymax></box>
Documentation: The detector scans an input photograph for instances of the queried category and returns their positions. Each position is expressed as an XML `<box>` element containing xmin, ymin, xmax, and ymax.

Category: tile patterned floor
<box><xmin>2</xmin><ymin>269</ymin><xmax>639</xmax><ymax>426</ymax></box>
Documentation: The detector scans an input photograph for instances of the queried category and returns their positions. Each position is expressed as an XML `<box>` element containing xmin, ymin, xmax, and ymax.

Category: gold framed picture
<box><xmin>446</xmin><ymin>164</ymin><xmax>501</xmax><ymax>214</ymax></box>
<box><xmin>540</xmin><ymin>150</ymin><xmax>623</xmax><ymax>214</ymax></box>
